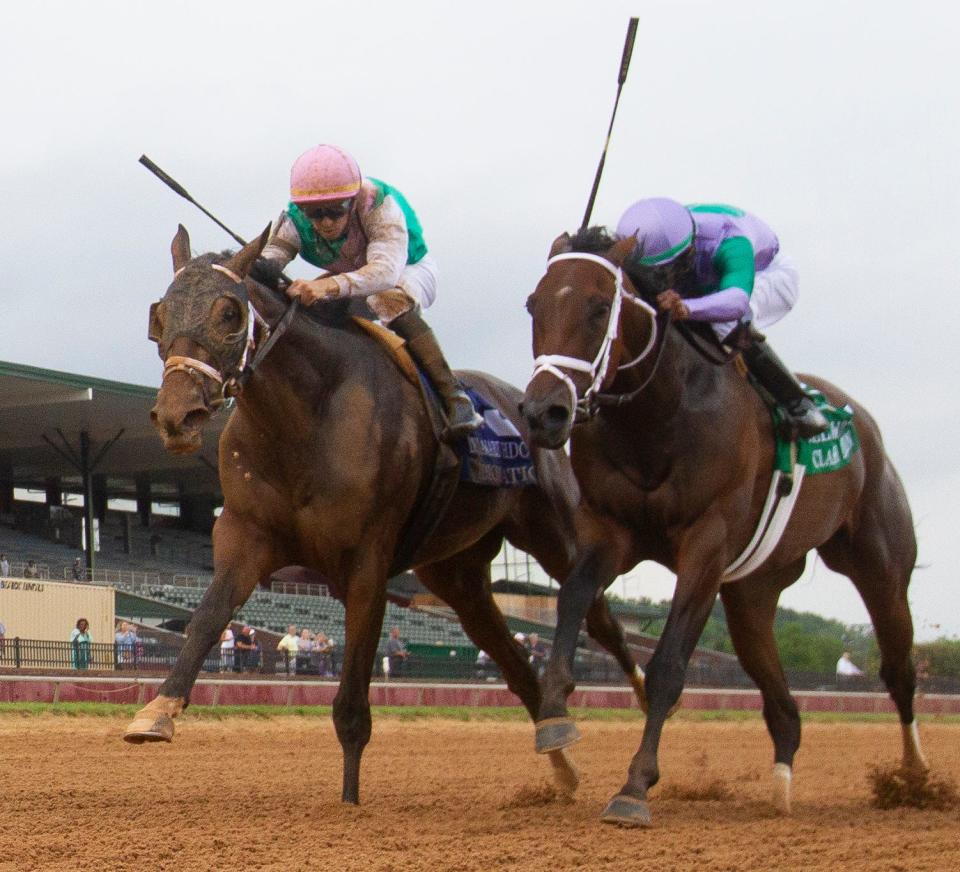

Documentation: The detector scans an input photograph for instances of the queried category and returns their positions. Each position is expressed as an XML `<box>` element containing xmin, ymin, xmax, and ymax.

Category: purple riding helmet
<box><xmin>615</xmin><ymin>197</ymin><xmax>694</xmax><ymax>266</ymax></box>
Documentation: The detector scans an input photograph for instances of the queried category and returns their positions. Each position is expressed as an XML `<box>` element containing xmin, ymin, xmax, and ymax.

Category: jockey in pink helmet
<box><xmin>616</xmin><ymin>197</ymin><xmax>827</xmax><ymax>438</ymax></box>
<box><xmin>262</xmin><ymin>144</ymin><xmax>481</xmax><ymax>440</ymax></box>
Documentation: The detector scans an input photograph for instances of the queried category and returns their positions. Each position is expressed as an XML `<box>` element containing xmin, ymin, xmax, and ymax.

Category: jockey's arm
<box><xmin>683</xmin><ymin>236</ymin><xmax>754</xmax><ymax>322</ymax></box>
<box><xmin>261</xmin><ymin>212</ymin><xmax>300</xmax><ymax>271</ymax></box>
<box><xmin>330</xmin><ymin>196</ymin><xmax>408</xmax><ymax>298</ymax></box>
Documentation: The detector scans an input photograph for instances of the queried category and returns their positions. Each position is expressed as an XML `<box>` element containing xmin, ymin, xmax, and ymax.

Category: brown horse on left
<box><xmin>124</xmin><ymin>225</ymin><xmax>649</xmax><ymax>804</ymax></box>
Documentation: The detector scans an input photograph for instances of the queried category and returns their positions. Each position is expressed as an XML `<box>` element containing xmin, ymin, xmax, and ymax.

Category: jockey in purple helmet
<box><xmin>261</xmin><ymin>144</ymin><xmax>481</xmax><ymax>441</ymax></box>
<box><xmin>616</xmin><ymin>198</ymin><xmax>828</xmax><ymax>438</ymax></box>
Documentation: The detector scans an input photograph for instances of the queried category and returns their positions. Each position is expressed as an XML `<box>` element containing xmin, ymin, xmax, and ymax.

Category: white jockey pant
<box><xmin>713</xmin><ymin>252</ymin><xmax>799</xmax><ymax>341</ymax></box>
<box><xmin>367</xmin><ymin>253</ymin><xmax>439</xmax><ymax>324</ymax></box>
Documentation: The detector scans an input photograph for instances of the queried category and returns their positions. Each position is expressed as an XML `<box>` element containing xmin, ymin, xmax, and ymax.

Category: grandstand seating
<box><xmin>142</xmin><ymin>584</ymin><xmax>470</xmax><ymax>647</ymax></box>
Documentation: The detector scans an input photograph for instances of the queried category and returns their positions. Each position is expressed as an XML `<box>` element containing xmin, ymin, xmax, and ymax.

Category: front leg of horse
<box><xmin>601</xmin><ymin>543</ymin><xmax>724</xmax><ymax>827</ymax></box>
<box><xmin>124</xmin><ymin>510</ymin><xmax>279</xmax><ymax>744</ymax></box>
<box><xmin>536</xmin><ymin>546</ymin><xmax>615</xmax><ymax>755</ymax></box>
<box><xmin>333</xmin><ymin>560</ymin><xmax>388</xmax><ymax>804</ymax></box>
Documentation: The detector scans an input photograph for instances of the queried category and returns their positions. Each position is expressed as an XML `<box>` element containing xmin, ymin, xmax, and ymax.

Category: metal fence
<box><xmin>4</xmin><ymin>561</ymin><xmax>51</xmax><ymax>580</ymax></box>
<box><xmin>1</xmin><ymin>636</ymin><xmax>957</xmax><ymax>693</ymax></box>
<box><xmin>270</xmin><ymin>580</ymin><xmax>330</xmax><ymax>598</ymax></box>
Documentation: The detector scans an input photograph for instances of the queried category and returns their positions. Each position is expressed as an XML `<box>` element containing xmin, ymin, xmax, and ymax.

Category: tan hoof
<box><xmin>548</xmin><ymin>748</ymin><xmax>580</xmax><ymax>796</ymax></box>
<box><xmin>772</xmin><ymin>762</ymin><xmax>792</xmax><ymax>815</ymax></box>
<box><xmin>123</xmin><ymin>695</ymin><xmax>183</xmax><ymax>744</ymax></box>
<box><xmin>124</xmin><ymin>713</ymin><xmax>175</xmax><ymax>744</ymax></box>
<box><xmin>600</xmin><ymin>793</ymin><xmax>652</xmax><ymax>827</ymax></box>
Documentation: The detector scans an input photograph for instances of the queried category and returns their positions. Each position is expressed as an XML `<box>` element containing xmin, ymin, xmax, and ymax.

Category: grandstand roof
<box><xmin>0</xmin><ymin>360</ymin><xmax>226</xmax><ymax>497</ymax></box>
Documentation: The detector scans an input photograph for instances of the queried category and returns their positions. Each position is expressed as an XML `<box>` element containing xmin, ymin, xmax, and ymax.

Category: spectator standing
<box><xmin>235</xmin><ymin>625</ymin><xmax>257</xmax><ymax>673</ymax></box>
<box><xmin>219</xmin><ymin>627</ymin><xmax>235</xmax><ymax>672</ymax></box>
<box><xmin>385</xmin><ymin>627</ymin><xmax>409</xmax><ymax>678</ymax></box>
<box><xmin>72</xmin><ymin>558</ymin><xmax>84</xmax><ymax>582</ymax></box>
<box><xmin>0</xmin><ymin>554</ymin><xmax>9</xmax><ymax>577</ymax></box>
<box><xmin>24</xmin><ymin>560</ymin><xmax>39</xmax><ymax>579</ymax></box>
<box><xmin>277</xmin><ymin>625</ymin><xmax>299</xmax><ymax>675</ymax></box>
<box><xmin>836</xmin><ymin>651</ymin><xmax>864</xmax><ymax>686</ymax></box>
<box><xmin>296</xmin><ymin>629</ymin><xmax>315</xmax><ymax>675</ymax></box>
<box><xmin>70</xmin><ymin>618</ymin><xmax>92</xmax><ymax>670</ymax></box>
<box><xmin>115</xmin><ymin>621</ymin><xmax>137</xmax><ymax>669</ymax></box>
<box><xmin>528</xmin><ymin>632</ymin><xmax>549</xmax><ymax>678</ymax></box>
<box><xmin>312</xmin><ymin>631</ymin><xmax>334</xmax><ymax>676</ymax></box>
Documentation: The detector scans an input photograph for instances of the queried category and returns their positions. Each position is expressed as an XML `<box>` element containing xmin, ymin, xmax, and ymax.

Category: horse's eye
<box><xmin>589</xmin><ymin>301</ymin><xmax>611</xmax><ymax>322</ymax></box>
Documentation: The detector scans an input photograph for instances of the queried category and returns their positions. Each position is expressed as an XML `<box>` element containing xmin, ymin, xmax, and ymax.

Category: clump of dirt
<box><xmin>659</xmin><ymin>750</ymin><xmax>733</xmax><ymax>801</ymax></box>
<box><xmin>499</xmin><ymin>781</ymin><xmax>572</xmax><ymax>809</ymax></box>
<box><xmin>659</xmin><ymin>777</ymin><xmax>733</xmax><ymax>801</ymax></box>
<box><xmin>868</xmin><ymin>764</ymin><xmax>959</xmax><ymax>810</ymax></box>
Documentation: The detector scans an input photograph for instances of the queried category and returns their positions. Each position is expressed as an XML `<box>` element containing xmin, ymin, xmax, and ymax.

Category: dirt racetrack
<box><xmin>0</xmin><ymin>713</ymin><xmax>957</xmax><ymax>872</ymax></box>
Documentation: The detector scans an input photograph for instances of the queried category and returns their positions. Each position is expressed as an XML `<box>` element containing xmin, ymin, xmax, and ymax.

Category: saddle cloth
<box><xmin>352</xmin><ymin>317</ymin><xmax>535</xmax><ymax>488</ymax></box>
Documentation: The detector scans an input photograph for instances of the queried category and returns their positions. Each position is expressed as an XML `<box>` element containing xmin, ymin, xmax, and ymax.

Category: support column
<box><xmin>80</xmin><ymin>432</ymin><xmax>95</xmax><ymax>573</ymax></box>
<box><xmin>92</xmin><ymin>473</ymin><xmax>108</xmax><ymax>524</ymax></box>
<box><xmin>135</xmin><ymin>475</ymin><xmax>152</xmax><ymax>528</ymax></box>
<box><xmin>44</xmin><ymin>477</ymin><xmax>62</xmax><ymax>508</ymax></box>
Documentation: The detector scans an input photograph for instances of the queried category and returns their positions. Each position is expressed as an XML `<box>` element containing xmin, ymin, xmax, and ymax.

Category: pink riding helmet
<box><xmin>616</xmin><ymin>197</ymin><xmax>695</xmax><ymax>267</ymax></box>
<box><xmin>289</xmin><ymin>144</ymin><xmax>362</xmax><ymax>204</ymax></box>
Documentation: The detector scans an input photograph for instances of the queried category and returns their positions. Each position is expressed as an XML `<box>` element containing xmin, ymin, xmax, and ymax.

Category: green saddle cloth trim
<box><xmin>773</xmin><ymin>386</ymin><xmax>860</xmax><ymax>476</ymax></box>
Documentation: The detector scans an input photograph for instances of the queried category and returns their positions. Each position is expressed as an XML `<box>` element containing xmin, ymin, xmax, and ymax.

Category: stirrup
<box><xmin>785</xmin><ymin>398</ymin><xmax>829</xmax><ymax>439</ymax></box>
<box><xmin>442</xmin><ymin>393</ymin><xmax>483</xmax><ymax>442</ymax></box>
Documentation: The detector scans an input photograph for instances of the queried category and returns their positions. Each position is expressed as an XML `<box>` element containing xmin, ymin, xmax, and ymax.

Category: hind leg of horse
<box><xmin>584</xmin><ymin>596</ymin><xmax>666</xmax><ymax>716</ymax></box>
<box><xmin>601</xmin><ymin>521</ymin><xmax>725</xmax><ymax>827</ymax></box>
<box><xmin>720</xmin><ymin>560</ymin><xmax>806</xmax><ymax>815</ymax></box>
<box><xmin>334</xmin><ymin>552</ymin><xmax>389</xmax><ymax>805</ymax></box>
<box><xmin>416</xmin><ymin>534</ymin><xmax>580</xmax><ymax>793</ymax></box>
<box><xmin>124</xmin><ymin>508</ymin><xmax>284</xmax><ymax>743</ymax></box>
<box><xmin>818</xmin><ymin>528</ymin><xmax>925</xmax><ymax>771</ymax></box>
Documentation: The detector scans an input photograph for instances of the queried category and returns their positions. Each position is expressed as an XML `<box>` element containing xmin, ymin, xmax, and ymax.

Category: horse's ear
<box><xmin>607</xmin><ymin>236</ymin><xmax>637</xmax><ymax>268</ymax></box>
<box><xmin>548</xmin><ymin>232</ymin><xmax>572</xmax><ymax>259</ymax></box>
<box><xmin>171</xmin><ymin>224</ymin><xmax>191</xmax><ymax>273</ymax></box>
<box><xmin>223</xmin><ymin>224</ymin><xmax>271</xmax><ymax>280</ymax></box>
<box><xmin>148</xmin><ymin>301</ymin><xmax>165</xmax><ymax>344</ymax></box>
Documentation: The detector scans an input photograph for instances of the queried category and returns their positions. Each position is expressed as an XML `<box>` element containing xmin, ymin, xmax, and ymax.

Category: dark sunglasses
<box><xmin>304</xmin><ymin>201</ymin><xmax>353</xmax><ymax>221</ymax></box>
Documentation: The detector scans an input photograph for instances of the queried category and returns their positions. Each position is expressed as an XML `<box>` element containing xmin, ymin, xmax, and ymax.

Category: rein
<box><xmin>161</xmin><ymin>263</ymin><xmax>296</xmax><ymax>407</ymax></box>
<box><xmin>531</xmin><ymin>252</ymin><xmax>666</xmax><ymax>419</ymax></box>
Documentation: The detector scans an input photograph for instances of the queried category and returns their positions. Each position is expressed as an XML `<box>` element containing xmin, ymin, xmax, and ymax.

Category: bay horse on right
<box><xmin>520</xmin><ymin>228</ymin><xmax>927</xmax><ymax>827</ymax></box>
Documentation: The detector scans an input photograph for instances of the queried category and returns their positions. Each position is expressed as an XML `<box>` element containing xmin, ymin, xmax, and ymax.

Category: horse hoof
<box><xmin>772</xmin><ymin>762</ymin><xmax>792</xmax><ymax>815</ymax></box>
<box><xmin>123</xmin><ymin>713</ymin><xmax>175</xmax><ymax>744</ymax></box>
<box><xmin>535</xmin><ymin>717</ymin><xmax>581</xmax><ymax>754</ymax></box>
<box><xmin>548</xmin><ymin>748</ymin><xmax>580</xmax><ymax>795</ymax></box>
<box><xmin>600</xmin><ymin>794</ymin><xmax>652</xmax><ymax>828</ymax></box>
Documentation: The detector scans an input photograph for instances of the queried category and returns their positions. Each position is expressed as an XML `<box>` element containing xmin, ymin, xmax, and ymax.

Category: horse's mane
<box><xmin>216</xmin><ymin>252</ymin><xmax>353</xmax><ymax>326</ymax></box>
<box><xmin>568</xmin><ymin>226</ymin><xmax>618</xmax><ymax>255</ymax></box>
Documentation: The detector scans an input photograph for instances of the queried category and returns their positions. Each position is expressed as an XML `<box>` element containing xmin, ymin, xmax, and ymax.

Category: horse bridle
<box><xmin>161</xmin><ymin>263</ymin><xmax>273</xmax><ymax>408</ymax></box>
<box><xmin>531</xmin><ymin>252</ymin><xmax>666</xmax><ymax>420</ymax></box>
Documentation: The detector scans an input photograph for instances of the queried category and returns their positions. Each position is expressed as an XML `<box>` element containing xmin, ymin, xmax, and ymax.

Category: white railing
<box><xmin>63</xmin><ymin>567</ymin><xmax>162</xmax><ymax>591</ymax></box>
<box><xmin>270</xmin><ymin>580</ymin><xmax>330</xmax><ymax>598</ymax></box>
<box><xmin>3</xmin><ymin>561</ymin><xmax>51</xmax><ymax>580</ymax></box>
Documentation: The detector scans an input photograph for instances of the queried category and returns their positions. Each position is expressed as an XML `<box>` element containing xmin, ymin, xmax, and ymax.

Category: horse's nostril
<box><xmin>182</xmin><ymin>409</ymin><xmax>209</xmax><ymax>431</ymax></box>
<box><xmin>546</xmin><ymin>405</ymin><xmax>570</xmax><ymax>426</ymax></box>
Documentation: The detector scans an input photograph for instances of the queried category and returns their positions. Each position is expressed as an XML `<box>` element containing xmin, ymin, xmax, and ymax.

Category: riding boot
<box><xmin>390</xmin><ymin>310</ymin><xmax>483</xmax><ymax>442</ymax></box>
<box><xmin>741</xmin><ymin>336</ymin><xmax>829</xmax><ymax>439</ymax></box>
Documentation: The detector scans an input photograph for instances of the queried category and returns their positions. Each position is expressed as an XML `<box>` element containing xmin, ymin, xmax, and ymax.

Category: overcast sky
<box><xmin>2</xmin><ymin>1</ymin><xmax>958</xmax><ymax>639</ymax></box>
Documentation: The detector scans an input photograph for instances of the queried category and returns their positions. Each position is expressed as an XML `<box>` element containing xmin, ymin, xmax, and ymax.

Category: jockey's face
<box><xmin>304</xmin><ymin>199</ymin><xmax>353</xmax><ymax>241</ymax></box>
